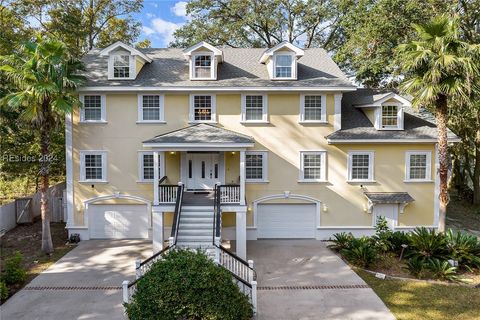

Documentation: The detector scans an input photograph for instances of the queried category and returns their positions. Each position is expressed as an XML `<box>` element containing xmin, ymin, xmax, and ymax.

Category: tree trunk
<box><xmin>473</xmin><ymin>143</ymin><xmax>480</xmax><ymax>205</ymax></box>
<box><xmin>40</xmin><ymin>102</ymin><xmax>54</xmax><ymax>254</ymax></box>
<box><xmin>436</xmin><ymin>95</ymin><xmax>449</xmax><ymax>232</ymax></box>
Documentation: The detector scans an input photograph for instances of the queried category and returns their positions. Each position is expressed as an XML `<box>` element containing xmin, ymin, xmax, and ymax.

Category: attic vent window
<box><xmin>194</xmin><ymin>54</ymin><xmax>212</xmax><ymax>78</ymax></box>
<box><xmin>274</xmin><ymin>54</ymin><xmax>293</xmax><ymax>78</ymax></box>
<box><xmin>113</xmin><ymin>55</ymin><xmax>130</xmax><ymax>78</ymax></box>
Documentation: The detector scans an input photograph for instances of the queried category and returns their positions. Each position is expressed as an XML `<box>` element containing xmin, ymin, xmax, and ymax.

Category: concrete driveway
<box><xmin>0</xmin><ymin>240</ymin><xmax>151</xmax><ymax>320</ymax></box>
<box><xmin>248</xmin><ymin>240</ymin><xmax>395</xmax><ymax>320</ymax></box>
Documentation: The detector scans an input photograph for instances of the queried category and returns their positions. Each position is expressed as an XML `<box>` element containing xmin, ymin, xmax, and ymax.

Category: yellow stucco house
<box><xmin>67</xmin><ymin>41</ymin><xmax>454</xmax><ymax>259</ymax></box>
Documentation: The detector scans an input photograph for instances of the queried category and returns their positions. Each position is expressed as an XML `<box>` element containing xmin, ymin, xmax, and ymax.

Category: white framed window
<box><xmin>348</xmin><ymin>151</ymin><xmax>374</xmax><ymax>182</ymax></box>
<box><xmin>137</xmin><ymin>94</ymin><xmax>165</xmax><ymax>122</ymax></box>
<box><xmin>80</xmin><ymin>151</ymin><xmax>107</xmax><ymax>182</ymax></box>
<box><xmin>138</xmin><ymin>151</ymin><xmax>165</xmax><ymax>182</ymax></box>
<box><xmin>300</xmin><ymin>95</ymin><xmax>327</xmax><ymax>123</ymax></box>
<box><xmin>376</xmin><ymin>104</ymin><xmax>403</xmax><ymax>130</ymax></box>
<box><xmin>189</xmin><ymin>94</ymin><xmax>216</xmax><ymax>122</ymax></box>
<box><xmin>189</xmin><ymin>53</ymin><xmax>215</xmax><ymax>80</ymax></box>
<box><xmin>405</xmin><ymin>151</ymin><xmax>432</xmax><ymax>181</ymax></box>
<box><xmin>241</xmin><ymin>94</ymin><xmax>268</xmax><ymax>122</ymax></box>
<box><xmin>79</xmin><ymin>94</ymin><xmax>106</xmax><ymax>122</ymax></box>
<box><xmin>245</xmin><ymin>151</ymin><xmax>268</xmax><ymax>182</ymax></box>
<box><xmin>299</xmin><ymin>151</ymin><xmax>327</xmax><ymax>182</ymax></box>
<box><xmin>113</xmin><ymin>54</ymin><xmax>130</xmax><ymax>78</ymax></box>
<box><xmin>274</xmin><ymin>54</ymin><xmax>294</xmax><ymax>79</ymax></box>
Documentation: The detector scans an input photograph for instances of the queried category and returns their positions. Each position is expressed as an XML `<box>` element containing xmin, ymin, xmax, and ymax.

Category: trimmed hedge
<box><xmin>125</xmin><ymin>249</ymin><xmax>253</xmax><ymax>320</ymax></box>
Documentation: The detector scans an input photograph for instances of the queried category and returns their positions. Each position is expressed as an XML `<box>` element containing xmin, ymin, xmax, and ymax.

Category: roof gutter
<box><xmin>77</xmin><ymin>86</ymin><xmax>358</xmax><ymax>93</ymax></box>
<box><xmin>326</xmin><ymin>138</ymin><xmax>461</xmax><ymax>144</ymax></box>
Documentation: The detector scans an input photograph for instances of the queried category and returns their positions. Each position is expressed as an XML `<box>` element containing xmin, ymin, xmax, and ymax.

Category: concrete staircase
<box><xmin>176</xmin><ymin>206</ymin><xmax>214</xmax><ymax>251</ymax></box>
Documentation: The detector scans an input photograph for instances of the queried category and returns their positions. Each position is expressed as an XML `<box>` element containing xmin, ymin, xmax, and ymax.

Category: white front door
<box><xmin>373</xmin><ymin>204</ymin><xmax>398</xmax><ymax>230</ymax></box>
<box><xmin>186</xmin><ymin>153</ymin><xmax>220</xmax><ymax>190</ymax></box>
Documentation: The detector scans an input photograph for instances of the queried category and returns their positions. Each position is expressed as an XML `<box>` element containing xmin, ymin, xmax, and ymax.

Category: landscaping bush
<box><xmin>408</xmin><ymin>227</ymin><xmax>447</xmax><ymax>262</ymax></box>
<box><xmin>328</xmin><ymin>232</ymin><xmax>354</xmax><ymax>251</ymax></box>
<box><xmin>388</xmin><ymin>231</ymin><xmax>410</xmax><ymax>254</ymax></box>
<box><xmin>125</xmin><ymin>249</ymin><xmax>253</xmax><ymax>320</ymax></box>
<box><xmin>427</xmin><ymin>259</ymin><xmax>459</xmax><ymax>282</ymax></box>
<box><xmin>0</xmin><ymin>281</ymin><xmax>8</xmax><ymax>300</ymax></box>
<box><xmin>405</xmin><ymin>257</ymin><xmax>426</xmax><ymax>279</ymax></box>
<box><xmin>372</xmin><ymin>217</ymin><xmax>393</xmax><ymax>253</ymax></box>
<box><xmin>340</xmin><ymin>237</ymin><xmax>377</xmax><ymax>268</ymax></box>
<box><xmin>445</xmin><ymin>230</ymin><xmax>480</xmax><ymax>270</ymax></box>
<box><xmin>2</xmin><ymin>251</ymin><xmax>27</xmax><ymax>285</ymax></box>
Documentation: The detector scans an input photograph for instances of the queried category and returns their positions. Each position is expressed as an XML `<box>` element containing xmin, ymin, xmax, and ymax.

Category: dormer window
<box><xmin>381</xmin><ymin>105</ymin><xmax>399</xmax><ymax>128</ymax></box>
<box><xmin>274</xmin><ymin>54</ymin><xmax>293</xmax><ymax>78</ymax></box>
<box><xmin>113</xmin><ymin>55</ymin><xmax>130</xmax><ymax>78</ymax></box>
<box><xmin>193</xmin><ymin>54</ymin><xmax>213</xmax><ymax>79</ymax></box>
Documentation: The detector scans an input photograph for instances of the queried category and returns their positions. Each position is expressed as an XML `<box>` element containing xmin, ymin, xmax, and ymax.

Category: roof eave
<box><xmin>326</xmin><ymin>138</ymin><xmax>461</xmax><ymax>144</ymax></box>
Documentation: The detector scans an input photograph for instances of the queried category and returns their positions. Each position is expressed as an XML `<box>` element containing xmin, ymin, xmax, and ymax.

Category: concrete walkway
<box><xmin>0</xmin><ymin>240</ymin><xmax>151</xmax><ymax>320</ymax></box>
<box><xmin>248</xmin><ymin>240</ymin><xmax>396</xmax><ymax>320</ymax></box>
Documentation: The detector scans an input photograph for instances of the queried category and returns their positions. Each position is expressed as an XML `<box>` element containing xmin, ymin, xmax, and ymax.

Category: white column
<box><xmin>153</xmin><ymin>151</ymin><xmax>159</xmax><ymax>206</ymax></box>
<box><xmin>239</xmin><ymin>150</ymin><xmax>246</xmax><ymax>206</ymax></box>
<box><xmin>236</xmin><ymin>209</ymin><xmax>247</xmax><ymax>259</ymax></box>
<box><xmin>334</xmin><ymin>93</ymin><xmax>343</xmax><ymax>131</ymax></box>
<box><xmin>152</xmin><ymin>209</ymin><xmax>164</xmax><ymax>253</ymax></box>
<box><xmin>65</xmin><ymin>112</ymin><xmax>74</xmax><ymax>228</ymax></box>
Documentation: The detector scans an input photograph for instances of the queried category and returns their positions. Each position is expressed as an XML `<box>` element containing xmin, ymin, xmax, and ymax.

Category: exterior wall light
<box><xmin>322</xmin><ymin>204</ymin><xmax>328</xmax><ymax>212</ymax></box>
<box><xmin>170</xmin><ymin>151</ymin><xmax>176</xmax><ymax>155</ymax></box>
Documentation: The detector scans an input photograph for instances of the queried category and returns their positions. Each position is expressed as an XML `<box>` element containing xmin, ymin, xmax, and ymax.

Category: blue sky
<box><xmin>135</xmin><ymin>0</ymin><xmax>190</xmax><ymax>47</ymax></box>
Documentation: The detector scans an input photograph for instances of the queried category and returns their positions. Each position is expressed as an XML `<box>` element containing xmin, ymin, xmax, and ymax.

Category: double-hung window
<box><xmin>80</xmin><ymin>151</ymin><xmax>107</xmax><ymax>182</ymax></box>
<box><xmin>113</xmin><ymin>55</ymin><xmax>130</xmax><ymax>78</ymax></box>
<box><xmin>193</xmin><ymin>54</ymin><xmax>213</xmax><ymax>79</ymax></box>
<box><xmin>381</xmin><ymin>105</ymin><xmax>400</xmax><ymax>129</ymax></box>
<box><xmin>190</xmin><ymin>95</ymin><xmax>215</xmax><ymax>122</ymax></box>
<box><xmin>138</xmin><ymin>95</ymin><xmax>164</xmax><ymax>122</ymax></box>
<box><xmin>300</xmin><ymin>95</ymin><xmax>326</xmax><ymax>122</ymax></box>
<box><xmin>80</xmin><ymin>95</ymin><xmax>106</xmax><ymax>122</ymax></box>
<box><xmin>405</xmin><ymin>151</ymin><xmax>431</xmax><ymax>181</ymax></box>
<box><xmin>274</xmin><ymin>54</ymin><xmax>293</xmax><ymax>78</ymax></box>
<box><xmin>242</xmin><ymin>94</ymin><xmax>268</xmax><ymax>122</ymax></box>
<box><xmin>348</xmin><ymin>151</ymin><xmax>374</xmax><ymax>182</ymax></box>
<box><xmin>300</xmin><ymin>151</ymin><xmax>326</xmax><ymax>182</ymax></box>
<box><xmin>138</xmin><ymin>152</ymin><xmax>164</xmax><ymax>182</ymax></box>
<box><xmin>245</xmin><ymin>151</ymin><xmax>268</xmax><ymax>182</ymax></box>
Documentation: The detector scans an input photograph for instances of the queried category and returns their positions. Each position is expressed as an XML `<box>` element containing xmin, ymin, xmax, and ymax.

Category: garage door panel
<box><xmin>257</xmin><ymin>204</ymin><xmax>316</xmax><ymax>239</ymax></box>
<box><xmin>89</xmin><ymin>204</ymin><xmax>149</xmax><ymax>239</ymax></box>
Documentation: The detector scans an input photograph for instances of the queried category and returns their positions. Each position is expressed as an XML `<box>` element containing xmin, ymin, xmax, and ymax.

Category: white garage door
<box><xmin>257</xmin><ymin>204</ymin><xmax>316</xmax><ymax>239</ymax></box>
<box><xmin>89</xmin><ymin>204</ymin><xmax>149</xmax><ymax>239</ymax></box>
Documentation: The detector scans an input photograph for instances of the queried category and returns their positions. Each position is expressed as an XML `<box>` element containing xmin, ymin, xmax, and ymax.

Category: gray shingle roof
<box><xmin>326</xmin><ymin>88</ymin><xmax>458</xmax><ymax>142</ymax></box>
<box><xmin>364</xmin><ymin>192</ymin><xmax>414</xmax><ymax>204</ymax></box>
<box><xmin>143</xmin><ymin>123</ymin><xmax>255</xmax><ymax>145</ymax></box>
<box><xmin>82</xmin><ymin>47</ymin><xmax>354</xmax><ymax>88</ymax></box>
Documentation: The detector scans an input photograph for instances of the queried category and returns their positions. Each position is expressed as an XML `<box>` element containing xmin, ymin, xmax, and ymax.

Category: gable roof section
<box><xmin>99</xmin><ymin>41</ymin><xmax>152</xmax><ymax>63</ymax></box>
<box><xmin>143</xmin><ymin>123</ymin><xmax>255</xmax><ymax>147</ymax></box>
<box><xmin>364</xmin><ymin>192</ymin><xmax>414</xmax><ymax>204</ymax></box>
<box><xmin>81</xmin><ymin>47</ymin><xmax>354</xmax><ymax>89</ymax></box>
<box><xmin>259</xmin><ymin>41</ymin><xmax>305</xmax><ymax>63</ymax></box>
<box><xmin>326</xmin><ymin>88</ymin><xmax>459</xmax><ymax>143</ymax></box>
<box><xmin>183</xmin><ymin>41</ymin><xmax>223</xmax><ymax>61</ymax></box>
<box><xmin>353</xmin><ymin>92</ymin><xmax>411</xmax><ymax>107</ymax></box>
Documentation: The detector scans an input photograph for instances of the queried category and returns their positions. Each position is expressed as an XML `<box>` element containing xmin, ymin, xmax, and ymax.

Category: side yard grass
<box><xmin>0</xmin><ymin>220</ymin><xmax>75</xmax><ymax>302</ymax></box>
<box><xmin>357</xmin><ymin>269</ymin><xmax>480</xmax><ymax>320</ymax></box>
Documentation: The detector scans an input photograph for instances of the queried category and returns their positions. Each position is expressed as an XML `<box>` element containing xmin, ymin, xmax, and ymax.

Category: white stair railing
<box><xmin>159</xmin><ymin>185</ymin><xmax>178</xmax><ymax>203</ymax></box>
<box><xmin>219</xmin><ymin>185</ymin><xmax>240</xmax><ymax>203</ymax></box>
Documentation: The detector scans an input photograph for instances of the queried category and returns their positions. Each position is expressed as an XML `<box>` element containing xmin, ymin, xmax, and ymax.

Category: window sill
<box><xmin>136</xmin><ymin>121</ymin><xmax>166</xmax><ymax>124</ymax></box>
<box><xmin>79</xmin><ymin>180</ymin><xmax>109</xmax><ymax>184</ymax></box>
<box><xmin>403</xmin><ymin>180</ymin><xmax>433</xmax><ymax>183</ymax></box>
<box><xmin>190</xmin><ymin>77</ymin><xmax>216</xmax><ymax>81</ymax></box>
<box><xmin>136</xmin><ymin>180</ymin><xmax>154</xmax><ymax>184</ymax></box>
<box><xmin>188</xmin><ymin>120</ymin><xmax>217</xmax><ymax>124</ymax></box>
<box><xmin>107</xmin><ymin>77</ymin><xmax>135</xmax><ymax>80</ymax></box>
<box><xmin>297</xmin><ymin>180</ymin><xmax>328</xmax><ymax>183</ymax></box>
<box><xmin>79</xmin><ymin>121</ymin><xmax>108</xmax><ymax>124</ymax></box>
<box><xmin>378</xmin><ymin>127</ymin><xmax>403</xmax><ymax>131</ymax></box>
<box><xmin>347</xmin><ymin>180</ymin><xmax>376</xmax><ymax>184</ymax></box>
<box><xmin>271</xmin><ymin>77</ymin><xmax>297</xmax><ymax>81</ymax></box>
<box><xmin>299</xmin><ymin>120</ymin><xmax>328</xmax><ymax>124</ymax></box>
<box><xmin>246</xmin><ymin>180</ymin><xmax>269</xmax><ymax>184</ymax></box>
<box><xmin>240</xmin><ymin>121</ymin><xmax>270</xmax><ymax>124</ymax></box>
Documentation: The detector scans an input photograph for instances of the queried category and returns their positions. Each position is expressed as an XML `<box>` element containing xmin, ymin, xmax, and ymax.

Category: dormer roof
<box><xmin>99</xmin><ymin>41</ymin><xmax>153</xmax><ymax>63</ymax></box>
<box><xmin>182</xmin><ymin>41</ymin><xmax>223</xmax><ymax>63</ymax></box>
<box><xmin>353</xmin><ymin>92</ymin><xmax>412</xmax><ymax>108</ymax></box>
<box><xmin>259</xmin><ymin>41</ymin><xmax>305</xmax><ymax>64</ymax></box>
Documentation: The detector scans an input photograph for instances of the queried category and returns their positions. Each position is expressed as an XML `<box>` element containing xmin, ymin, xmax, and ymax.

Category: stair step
<box><xmin>177</xmin><ymin>235</ymin><xmax>212</xmax><ymax>241</ymax></box>
<box><xmin>182</xmin><ymin>206</ymin><xmax>214</xmax><ymax>211</ymax></box>
<box><xmin>180</xmin><ymin>217</ymin><xmax>213</xmax><ymax>224</ymax></box>
<box><xmin>178</xmin><ymin>229</ymin><xmax>212</xmax><ymax>236</ymax></box>
<box><xmin>181</xmin><ymin>213</ymin><xmax>213</xmax><ymax>218</ymax></box>
<box><xmin>178</xmin><ymin>224</ymin><xmax>212</xmax><ymax>230</ymax></box>
<box><xmin>176</xmin><ymin>242</ymin><xmax>213</xmax><ymax>248</ymax></box>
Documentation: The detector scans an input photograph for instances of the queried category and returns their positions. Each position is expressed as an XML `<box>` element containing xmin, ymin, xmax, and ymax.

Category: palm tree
<box><xmin>396</xmin><ymin>16</ymin><xmax>478</xmax><ymax>232</ymax></box>
<box><xmin>0</xmin><ymin>36</ymin><xmax>85</xmax><ymax>253</ymax></box>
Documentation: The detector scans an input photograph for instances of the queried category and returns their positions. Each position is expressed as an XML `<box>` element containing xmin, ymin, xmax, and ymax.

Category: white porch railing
<box><xmin>159</xmin><ymin>185</ymin><xmax>178</xmax><ymax>203</ymax></box>
<box><xmin>219</xmin><ymin>185</ymin><xmax>240</xmax><ymax>204</ymax></box>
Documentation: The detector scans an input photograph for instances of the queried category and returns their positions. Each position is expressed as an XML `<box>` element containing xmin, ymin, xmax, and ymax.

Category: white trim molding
<box><xmin>271</xmin><ymin>52</ymin><xmax>297</xmax><ymax>80</ymax></box>
<box><xmin>99</xmin><ymin>41</ymin><xmax>152</xmax><ymax>63</ymax></box>
<box><xmin>189</xmin><ymin>94</ymin><xmax>217</xmax><ymax>123</ymax></box>
<box><xmin>347</xmin><ymin>151</ymin><xmax>375</xmax><ymax>182</ymax></box>
<box><xmin>299</xmin><ymin>151</ymin><xmax>327</xmax><ymax>182</ymax></box>
<box><xmin>77</xmin><ymin>86</ymin><xmax>358</xmax><ymax>93</ymax></box>
<box><xmin>138</xmin><ymin>151</ymin><xmax>165</xmax><ymax>182</ymax></box>
<box><xmin>137</xmin><ymin>94</ymin><xmax>165</xmax><ymax>123</ymax></box>
<box><xmin>107</xmin><ymin>53</ymin><xmax>136</xmax><ymax>80</ymax></box>
<box><xmin>79</xmin><ymin>150</ymin><xmax>108</xmax><ymax>183</ymax></box>
<box><xmin>65</xmin><ymin>113</ymin><xmax>74</xmax><ymax>227</ymax></box>
<box><xmin>376</xmin><ymin>104</ymin><xmax>404</xmax><ymax>130</ymax></box>
<box><xmin>259</xmin><ymin>41</ymin><xmax>305</xmax><ymax>63</ymax></box>
<box><xmin>433</xmin><ymin>144</ymin><xmax>440</xmax><ymax>226</ymax></box>
<box><xmin>299</xmin><ymin>94</ymin><xmax>327</xmax><ymax>123</ymax></box>
<box><xmin>405</xmin><ymin>151</ymin><xmax>432</xmax><ymax>182</ymax></box>
<box><xmin>327</xmin><ymin>138</ymin><xmax>461</xmax><ymax>144</ymax></box>
<box><xmin>334</xmin><ymin>93</ymin><xmax>343</xmax><ymax>131</ymax></box>
<box><xmin>241</xmin><ymin>93</ymin><xmax>268</xmax><ymax>123</ymax></box>
<box><xmin>245</xmin><ymin>151</ymin><xmax>269</xmax><ymax>183</ymax></box>
<box><xmin>252</xmin><ymin>193</ymin><xmax>322</xmax><ymax>228</ymax></box>
<box><xmin>190</xmin><ymin>52</ymin><xmax>216</xmax><ymax>80</ymax></box>
<box><xmin>79</xmin><ymin>94</ymin><xmax>106</xmax><ymax>123</ymax></box>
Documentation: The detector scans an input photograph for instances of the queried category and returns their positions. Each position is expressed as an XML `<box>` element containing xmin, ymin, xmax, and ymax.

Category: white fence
<box><xmin>0</xmin><ymin>182</ymin><xmax>66</xmax><ymax>236</ymax></box>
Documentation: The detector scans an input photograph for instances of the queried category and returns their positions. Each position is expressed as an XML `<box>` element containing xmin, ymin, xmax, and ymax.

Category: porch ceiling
<box><xmin>143</xmin><ymin>123</ymin><xmax>255</xmax><ymax>149</ymax></box>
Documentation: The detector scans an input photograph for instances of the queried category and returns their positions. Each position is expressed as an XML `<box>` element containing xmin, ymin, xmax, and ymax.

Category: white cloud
<box><xmin>149</xmin><ymin>18</ymin><xmax>183</xmax><ymax>45</ymax></box>
<box><xmin>171</xmin><ymin>1</ymin><xmax>188</xmax><ymax>18</ymax></box>
<box><xmin>146</xmin><ymin>13</ymin><xmax>155</xmax><ymax>18</ymax></box>
<box><xmin>142</xmin><ymin>26</ymin><xmax>155</xmax><ymax>36</ymax></box>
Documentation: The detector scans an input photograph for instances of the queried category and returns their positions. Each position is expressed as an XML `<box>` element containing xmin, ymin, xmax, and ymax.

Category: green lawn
<box><xmin>357</xmin><ymin>270</ymin><xmax>480</xmax><ymax>320</ymax></box>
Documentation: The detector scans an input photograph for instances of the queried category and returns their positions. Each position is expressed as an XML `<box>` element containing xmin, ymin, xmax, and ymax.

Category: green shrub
<box><xmin>3</xmin><ymin>251</ymin><xmax>27</xmax><ymax>285</ymax></box>
<box><xmin>445</xmin><ymin>230</ymin><xmax>480</xmax><ymax>270</ymax></box>
<box><xmin>408</xmin><ymin>227</ymin><xmax>447</xmax><ymax>262</ymax></box>
<box><xmin>0</xmin><ymin>281</ymin><xmax>8</xmax><ymax>300</ymax></box>
<box><xmin>328</xmin><ymin>232</ymin><xmax>354</xmax><ymax>251</ymax></box>
<box><xmin>340</xmin><ymin>237</ymin><xmax>377</xmax><ymax>268</ymax></box>
<box><xmin>125</xmin><ymin>249</ymin><xmax>253</xmax><ymax>320</ymax></box>
<box><xmin>388</xmin><ymin>231</ymin><xmax>410</xmax><ymax>254</ymax></box>
<box><xmin>372</xmin><ymin>217</ymin><xmax>393</xmax><ymax>253</ymax></box>
<box><xmin>405</xmin><ymin>257</ymin><xmax>427</xmax><ymax>279</ymax></box>
<box><xmin>427</xmin><ymin>259</ymin><xmax>460</xmax><ymax>282</ymax></box>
